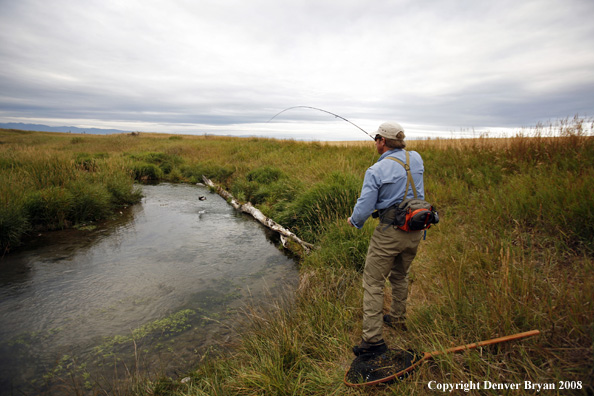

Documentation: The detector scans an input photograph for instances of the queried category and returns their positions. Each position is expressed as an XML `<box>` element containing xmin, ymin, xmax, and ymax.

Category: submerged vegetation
<box><xmin>1</xmin><ymin>116</ymin><xmax>593</xmax><ymax>394</ymax></box>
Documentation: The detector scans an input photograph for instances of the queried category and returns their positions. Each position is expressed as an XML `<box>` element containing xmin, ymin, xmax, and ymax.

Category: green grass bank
<box><xmin>0</xmin><ymin>120</ymin><xmax>593</xmax><ymax>395</ymax></box>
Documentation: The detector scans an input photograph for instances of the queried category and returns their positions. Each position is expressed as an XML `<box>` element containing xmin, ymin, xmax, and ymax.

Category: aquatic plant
<box><xmin>95</xmin><ymin>309</ymin><xmax>197</xmax><ymax>355</ymax></box>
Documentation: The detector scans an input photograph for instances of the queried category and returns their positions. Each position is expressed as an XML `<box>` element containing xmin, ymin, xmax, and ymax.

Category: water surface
<box><xmin>0</xmin><ymin>183</ymin><xmax>298</xmax><ymax>394</ymax></box>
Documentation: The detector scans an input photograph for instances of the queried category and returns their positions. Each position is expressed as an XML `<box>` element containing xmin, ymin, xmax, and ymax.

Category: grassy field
<box><xmin>0</xmin><ymin>117</ymin><xmax>593</xmax><ymax>395</ymax></box>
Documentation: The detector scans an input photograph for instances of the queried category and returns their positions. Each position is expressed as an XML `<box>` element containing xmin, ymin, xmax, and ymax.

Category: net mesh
<box><xmin>346</xmin><ymin>348</ymin><xmax>422</xmax><ymax>384</ymax></box>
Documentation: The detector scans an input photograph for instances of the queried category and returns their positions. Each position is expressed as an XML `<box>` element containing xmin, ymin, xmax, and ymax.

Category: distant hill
<box><xmin>0</xmin><ymin>122</ymin><xmax>130</xmax><ymax>135</ymax></box>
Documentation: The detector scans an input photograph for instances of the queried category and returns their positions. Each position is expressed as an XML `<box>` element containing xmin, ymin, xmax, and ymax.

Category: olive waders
<box><xmin>362</xmin><ymin>224</ymin><xmax>423</xmax><ymax>343</ymax></box>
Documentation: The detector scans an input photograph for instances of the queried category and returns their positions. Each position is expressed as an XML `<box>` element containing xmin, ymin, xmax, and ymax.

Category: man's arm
<box><xmin>348</xmin><ymin>169</ymin><xmax>380</xmax><ymax>229</ymax></box>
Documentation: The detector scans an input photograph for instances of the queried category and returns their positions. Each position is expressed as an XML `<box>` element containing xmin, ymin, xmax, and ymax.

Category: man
<box><xmin>347</xmin><ymin>121</ymin><xmax>425</xmax><ymax>356</ymax></box>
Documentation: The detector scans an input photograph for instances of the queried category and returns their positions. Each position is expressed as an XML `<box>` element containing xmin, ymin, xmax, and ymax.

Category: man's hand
<box><xmin>347</xmin><ymin>217</ymin><xmax>355</xmax><ymax>227</ymax></box>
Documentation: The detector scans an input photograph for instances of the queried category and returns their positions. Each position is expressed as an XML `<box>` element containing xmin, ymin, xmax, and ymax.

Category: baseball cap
<box><xmin>375</xmin><ymin>122</ymin><xmax>405</xmax><ymax>140</ymax></box>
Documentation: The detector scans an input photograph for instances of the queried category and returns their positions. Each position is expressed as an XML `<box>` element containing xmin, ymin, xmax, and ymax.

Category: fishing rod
<box><xmin>267</xmin><ymin>106</ymin><xmax>375</xmax><ymax>140</ymax></box>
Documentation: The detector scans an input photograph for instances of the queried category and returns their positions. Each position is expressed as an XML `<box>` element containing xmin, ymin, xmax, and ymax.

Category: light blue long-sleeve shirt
<box><xmin>350</xmin><ymin>148</ymin><xmax>424</xmax><ymax>229</ymax></box>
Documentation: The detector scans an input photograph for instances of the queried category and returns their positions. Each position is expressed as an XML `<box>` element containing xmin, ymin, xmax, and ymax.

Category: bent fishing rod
<box><xmin>267</xmin><ymin>106</ymin><xmax>375</xmax><ymax>140</ymax></box>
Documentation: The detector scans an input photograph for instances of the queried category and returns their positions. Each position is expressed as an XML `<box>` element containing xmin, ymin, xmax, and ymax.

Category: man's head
<box><xmin>374</xmin><ymin>122</ymin><xmax>406</xmax><ymax>153</ymax></box>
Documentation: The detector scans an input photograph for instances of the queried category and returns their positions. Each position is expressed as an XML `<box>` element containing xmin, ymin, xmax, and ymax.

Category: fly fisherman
<box><xmin>348</xmin><ymin>122</ymin><xmax>425</xmax><ymax>356</ymax></box>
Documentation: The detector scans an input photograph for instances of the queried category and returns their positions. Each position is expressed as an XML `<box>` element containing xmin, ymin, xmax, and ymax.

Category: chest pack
<box><xmin>378</xmin><ymin>151</ymin><xmax>439</xmax><ymax>232</ymax></box>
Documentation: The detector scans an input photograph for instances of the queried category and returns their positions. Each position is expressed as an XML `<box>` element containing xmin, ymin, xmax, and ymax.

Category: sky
<box><xmin>1</xmin><ymin>0</ymin><xmax>593</xmax><ymax>140</ymax></box>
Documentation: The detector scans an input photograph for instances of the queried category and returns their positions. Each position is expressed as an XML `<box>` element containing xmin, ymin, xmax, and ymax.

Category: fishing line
<box><xmin>267</xmin><ymin>106</ymin><xmax>375</xmax><ymax>140</ymax></box>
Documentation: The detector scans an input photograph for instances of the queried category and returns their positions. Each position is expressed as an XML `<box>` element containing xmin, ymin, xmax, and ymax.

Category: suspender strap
<box><xmin>386</xmin><ymin>151</ymin><xmax>418</xmax><ymax>199</ymax></box>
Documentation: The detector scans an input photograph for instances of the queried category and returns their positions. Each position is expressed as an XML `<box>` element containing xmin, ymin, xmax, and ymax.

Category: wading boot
<box><xmin>352</xmin><ymin>339</ymin><xmax>387</xmax><ymax>356</ymax></box>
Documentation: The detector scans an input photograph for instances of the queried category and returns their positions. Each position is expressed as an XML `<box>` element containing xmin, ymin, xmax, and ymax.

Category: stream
<box><xmin>0</xmin><ymin>183</ymin><xmax>298</xmax><ymax>395</ymax></box>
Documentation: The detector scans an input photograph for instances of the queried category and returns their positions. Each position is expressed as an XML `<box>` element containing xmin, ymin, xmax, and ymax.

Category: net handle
<box><xmin>429</xmin><ymin>329</ymin><xmax>541</xmax><ymax>357</ymax></box>
<box><xmin>344</xmin><ymin>329</ymin><xmax>540</xmax><ymax>388</ymax></box>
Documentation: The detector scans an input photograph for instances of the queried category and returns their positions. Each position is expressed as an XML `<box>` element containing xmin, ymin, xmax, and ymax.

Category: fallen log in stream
<box><xmin>202</xmin><ymin>176</ymin><xmax>315</xmax><ymax>254</ymax></box>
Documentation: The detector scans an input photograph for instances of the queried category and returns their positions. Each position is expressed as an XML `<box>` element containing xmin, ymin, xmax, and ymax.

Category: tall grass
<box><xmin>1</xmin><ymin>119</ymin><xmax>593</xmax><ymax>395</ymax></box>
<box><xmin>0</xmin><ymin>133</ymin><xmax>143</xmax><ymax>250</ymax></box>
<box><xmin>170</xmin><ymin>120</ymin><xmax>592</xmax><ymax>396</ymax></box>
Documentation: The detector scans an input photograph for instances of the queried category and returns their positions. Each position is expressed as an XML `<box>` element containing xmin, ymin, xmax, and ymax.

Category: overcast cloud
<box><xmin>1</xmin><ymin>0</ymin><xmax>593</xmax><ymax>140</ymax></box>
